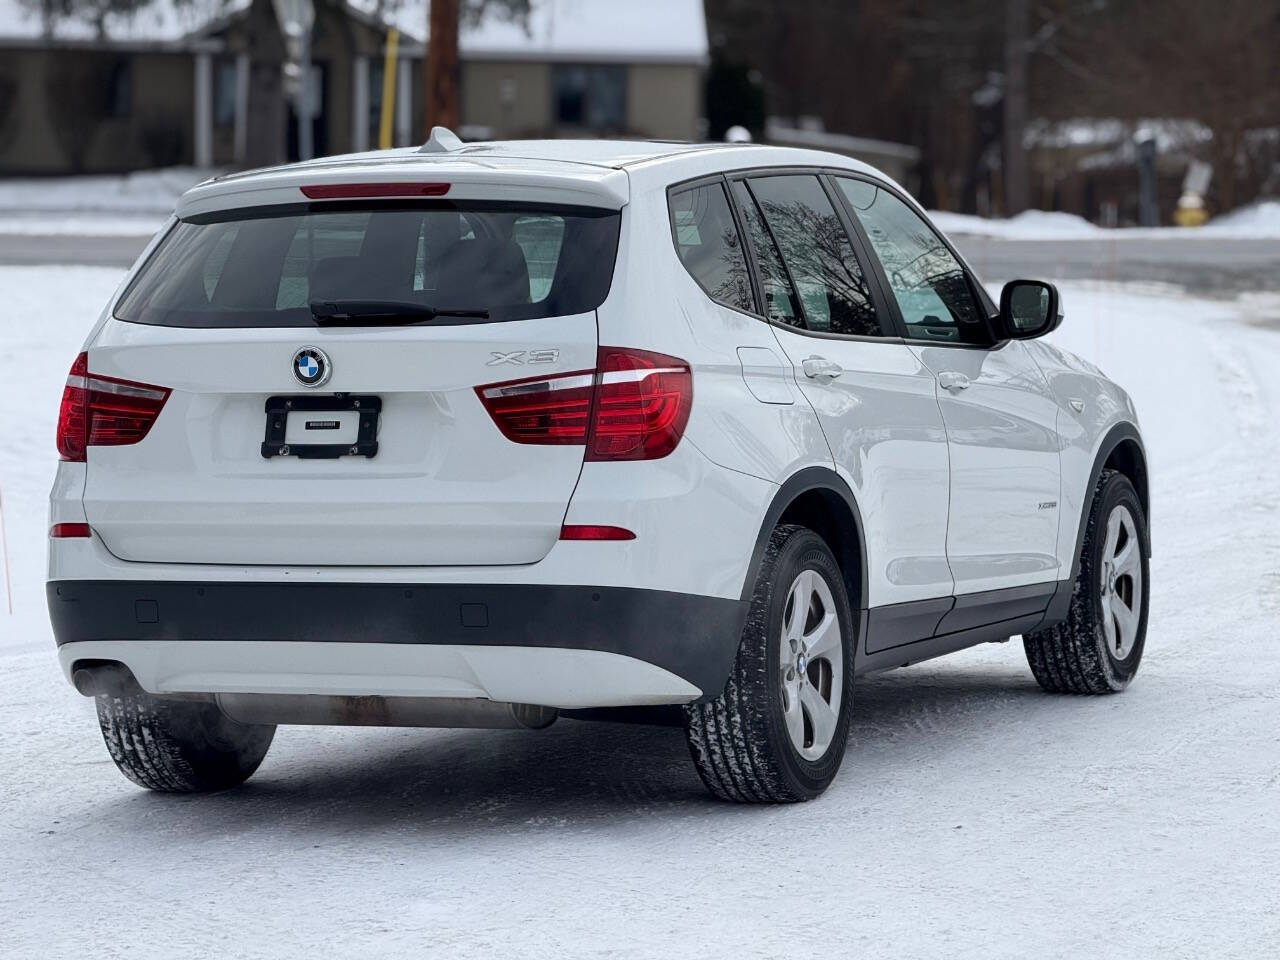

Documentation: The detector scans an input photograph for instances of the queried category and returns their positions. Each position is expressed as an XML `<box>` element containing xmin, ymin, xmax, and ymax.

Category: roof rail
<box><xmin>419</xmin><ymin>126</ymin><xmax>464</xmax><ymax>154</ymax></box>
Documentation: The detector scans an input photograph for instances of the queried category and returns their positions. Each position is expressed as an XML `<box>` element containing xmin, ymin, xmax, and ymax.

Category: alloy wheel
<box><xmin>778</xmin><ymin>569</ymin><xmax>844</xmax><ymax>761</ymax></box>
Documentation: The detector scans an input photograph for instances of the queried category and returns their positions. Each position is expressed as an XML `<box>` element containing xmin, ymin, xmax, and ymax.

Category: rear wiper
<box><xmin>309</xmin><ymin>299</ymin><xmax>489</xmax><ymax>325</ymax></box>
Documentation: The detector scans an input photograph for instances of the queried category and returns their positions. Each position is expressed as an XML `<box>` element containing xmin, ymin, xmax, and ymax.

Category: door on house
<box><xmin>287</xmin><ymin>61</ymin><xmax>328</xmax><ymax>160</ymax></box>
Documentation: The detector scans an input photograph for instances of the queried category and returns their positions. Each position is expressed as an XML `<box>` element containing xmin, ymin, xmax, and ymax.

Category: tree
<box><xmin>19</xmin><ymin>0</ymin><xmax>151</xmax><ymax>40</ymax></box>
<box><xmin>1002</xmin><ymin>0</ymin><xmax>1030</xmax><ymax>214</ymax></box>
<box><xmin>424</xmin><ymin>0</ymin><xmax>530</xmax><ymax>132</ymax></box>
<box><xmin>1039</xmin><ymin>0</ymin><xmax>1280</xmax><ymax>213</ymax></box>
<box><xmin>704</xmin><ymin>51</ymin><xmax>766</xmax><ymax>142</ymax></box>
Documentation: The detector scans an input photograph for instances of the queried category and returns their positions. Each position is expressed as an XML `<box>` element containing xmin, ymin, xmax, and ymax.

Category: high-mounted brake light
<box><xmin>475</xmin><ymin>347</ymin><xmax>692</xmax><ymax>461</ymax></box>
<box><xmin>56</xmin><ymin>352</ymin><xmax>171</xmax><ymax>462</ymax></box>
<box><xmin>300</xmin><ymin>182</ymin><xmax>451</xmax><ymax>200</ymax></box>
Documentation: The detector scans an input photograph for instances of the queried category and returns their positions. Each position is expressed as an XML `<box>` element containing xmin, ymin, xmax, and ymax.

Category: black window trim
<box><xmin>664</xmin><ymin>175</ymin><xmax>760</xmax><ymax>317</ymax></box>
<box><xmin>731</xmin><ymin>169</ymin><xmax>899</xmax><ymax>343</ymax></box>
<box><xmin>669</xmin><ymin>168</ymin><xmax>897</xmax><ymax>341</ymax></box>
<box><xmin>668</xmin><ymin>163</ymin><xmax>1008</xmax><ymax>352</ymax></box>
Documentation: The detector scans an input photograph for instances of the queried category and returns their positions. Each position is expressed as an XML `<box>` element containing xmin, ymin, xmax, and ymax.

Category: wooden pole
<box><xmin>1003</xmin><ymin>0</ymin><xmax>1030</xmax><ymax>215</ymax></box>
<box><xmin>424</xmin><ymin>0</ymin><xmax>461</xmax><ymax>131</ymax></box>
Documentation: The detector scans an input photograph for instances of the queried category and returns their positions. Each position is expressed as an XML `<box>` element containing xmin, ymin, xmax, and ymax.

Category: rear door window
<box><xmin>115</xmin><ymin>202</ymin><xmax>621</xmax><ymax>328</ymax></box>
<box><xmin>728</xmin><ymin>179</ymin><xmax>802</xmax><ymax>328</ymax></box>
<box><xmin>668</xmin><ymin>181</ymin><xmax>755</xmax><ymax>314</ymax></box>
<box><xmin>745</xmin><ymin>175</ymin><xmax>885</xmax><ymax>338</ymax></box>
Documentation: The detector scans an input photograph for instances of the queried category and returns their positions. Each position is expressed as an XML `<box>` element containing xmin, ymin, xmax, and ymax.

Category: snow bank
<box><xmin>0</xmin><ymin>215</ymin><xmax>165</xmax><ymax>237</ymax></box>
<box><xmin>0</xmin><ymin>168</ymin><xmax>214</xmax><ymax>215</ymax></box>
<box><xmin>0</xmin><ymin>168</ymin><xmax>213</xmax><ymax>237</ymax></box>
<box><xmin>932</xmin><ymin>204</ymin><xmax>1280</xmax><ymax>240</ymax></box>
<box><xmin>1208</xmin><ymin>199</ymin><xmax>1280</xmax><ymax>235</ymax></box>
<box><xmin>928</xmin><ymin>209</ymin><xmax>1103</xmax><ymax>239</ymax></box>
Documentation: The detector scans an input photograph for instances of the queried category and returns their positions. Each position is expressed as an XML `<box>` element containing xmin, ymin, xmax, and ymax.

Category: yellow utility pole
<box><xmin>378</xmin><ymin>28</ymin><xmax>399</xmax><ymax>149</ymax></box>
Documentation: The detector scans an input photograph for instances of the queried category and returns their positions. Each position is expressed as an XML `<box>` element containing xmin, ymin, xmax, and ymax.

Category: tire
<box><xmin>684</xmin><ymin>524</ymin><xmax>855</xmax><ymax>802</ymax></box>
<box><xmin>96</xmin><ymin>688</ymin><xmax>276</xmax><ymax>793</ymax></box>
<box><xmin>1024</xmin><ymin>469</ymin><xmax>1150</xmax><ymax>694</ymax></box>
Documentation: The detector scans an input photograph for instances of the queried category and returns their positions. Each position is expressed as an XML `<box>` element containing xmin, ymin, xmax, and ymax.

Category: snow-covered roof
<box><xmin>439</xmin><ymin>0</ymin><xmax>707</xmax><ymax>64</ymax></box>
<box><xmin>0</xmin><ymin>0</ymin><xmax>709</xmax><ymax>64</ymax></box>
<box><xmin>0</xmin><ymin>0</ymin><xmax>241</xmax><ymax>43</ymax></box>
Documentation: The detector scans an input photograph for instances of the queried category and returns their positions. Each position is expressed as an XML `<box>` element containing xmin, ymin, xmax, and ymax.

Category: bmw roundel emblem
<box><xmin>292</xmin><ymin>346</ymin><xmax>331</xmax><ymax>387</ymax></box>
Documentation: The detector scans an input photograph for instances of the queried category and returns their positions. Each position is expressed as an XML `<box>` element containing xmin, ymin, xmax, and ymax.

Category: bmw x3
<box><xmin>47</xmin><ymin>132</ymin><xmax>1150</xmax><ymax>802</ymax></box>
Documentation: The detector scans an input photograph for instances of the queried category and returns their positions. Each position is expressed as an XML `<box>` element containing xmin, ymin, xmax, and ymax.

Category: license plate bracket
<box><xmin>261</xmin><ymin>395</ymin><xmax>381</xmax><ymax>459</ymax></box>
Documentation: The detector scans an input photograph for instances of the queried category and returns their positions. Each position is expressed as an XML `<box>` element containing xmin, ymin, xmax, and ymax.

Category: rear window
<box><xmin>115</xmin><ymin>201</ymin><xmax>621</xmax><ymax>327</ymax></box>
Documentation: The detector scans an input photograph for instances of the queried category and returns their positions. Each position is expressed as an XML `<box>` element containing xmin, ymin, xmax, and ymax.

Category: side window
<box><xmin>728</xmin><ymin>179</ymin><xmax>801</xmax><ymax>328</ymax></box>
<box><xmin>836</xmin><ymin>178</ymin><xmax>987</xmax><ymax>344</ymax></box>
<box><xmin>668</xmin><ymin>182</ymin><xmax>755</xmax><ymax>314</ymax></box>
<box><xmin>746</xmin><ymin>175</ymin><xmax>884</xmax><ymax>337</ymax></box>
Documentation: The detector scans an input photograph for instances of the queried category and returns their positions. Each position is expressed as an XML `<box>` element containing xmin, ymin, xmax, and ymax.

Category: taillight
<box><xmin>56</xmin><ymin>352</ymin><xmax>89</xmax><ymax>461</ymax></box>
<box><xmin>56</xmin><ymin>352</ymin><xmax>171</xmax><ymax>461</ymax></box>
<box><xmin>475</xmin><ymin>347</ymin><xmax>692</xmax><ymax>462</ymax></box>
<box><xmin>588</xmin><ymin>348</ymin><xmax>692</xmax><ymax>461</ymax></box>
<box><xmin>475</xmin><ymin>370</ymin><xmax>596</xmax><ymax>445</ymax></box>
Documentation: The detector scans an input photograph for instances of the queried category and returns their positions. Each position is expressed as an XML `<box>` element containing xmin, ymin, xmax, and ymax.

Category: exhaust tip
<box><xmin>71</xmin><ymin>660</ymin><xmax>140</xmax><ymax>697</ymax></box>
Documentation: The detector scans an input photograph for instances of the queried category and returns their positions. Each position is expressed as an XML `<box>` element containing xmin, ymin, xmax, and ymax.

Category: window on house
<box><xmin>213</xmin><ymin>60</ymin><xmax>237</xmax><ymax>129</ymax></box>
<box><xmin>107</xmin><ymin>60</ymin><xmax>131</xmax><ymax>119</ymax></box>
<box><xmin>552</xmin><ymin>65</ymin><xmax>626</xmax><ymax>131</ymax></box>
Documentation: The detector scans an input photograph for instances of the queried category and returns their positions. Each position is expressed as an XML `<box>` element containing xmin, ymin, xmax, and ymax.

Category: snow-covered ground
<box><xmin>929</xmin><ymin>208</ymin><xmax>1107</xmax><ymax>240</ymax></box>
<box><xmin>1</xmin><ymin>269</ymin><xmax>1278</xmax><ymax>958</ymax></box>
<box><xmin>930</xmin><ymin>203</ymin><xmax>1280</xmax><ymax>240</ymax></box>
<box><xmin>0</xmin><ymin>168</ymin><xmax>213</xmax><ymax>237</ymax></box>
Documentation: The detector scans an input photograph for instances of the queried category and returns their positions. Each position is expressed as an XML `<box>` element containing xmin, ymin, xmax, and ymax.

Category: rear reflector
<box><xmin>560</xmin><ymin>524</ymin><xmax>636</xmax><ymax>541</ymax></box>
<box><xmin>476</xmin><ymin>347</ymin><xmax>692</xmax><ymax>461</ymax></box>
<box><xmin>56</xmin><ymin>352</ymin><xmax>171</xmax><ymax>461</ymax></box>
<box><xmin>50</xmin><ymin>523</ymin><xmax>91</xmax><ymax>538</ymax></box>
<box><xmin>300</xmin><ymin>182</ymin><xmax>451</xmax><ymax>199</ymax></box>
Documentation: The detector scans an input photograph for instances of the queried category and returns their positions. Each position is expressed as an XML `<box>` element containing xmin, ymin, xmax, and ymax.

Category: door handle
<box><xmin>802</xmin><ymin>357</ymin><xmax>843</xmax><ymax>380</ymax></box>
<box><xmin>938</xmin><ymin>371</ymin><xmax>971</xmax><ymax>391</ymax></box>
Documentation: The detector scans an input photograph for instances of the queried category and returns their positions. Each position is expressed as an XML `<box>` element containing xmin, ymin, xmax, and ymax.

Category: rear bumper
<box><xmin>47</xmin><ymin>580</ymin><xmax>748</xmax><ymax>707</ymax></box>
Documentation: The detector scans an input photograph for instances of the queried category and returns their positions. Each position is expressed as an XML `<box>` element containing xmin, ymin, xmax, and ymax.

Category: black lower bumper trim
<box><xmin>47</xmin><ymin>580</ymin><xmax>749</xmax><ymax>698</ymax></box>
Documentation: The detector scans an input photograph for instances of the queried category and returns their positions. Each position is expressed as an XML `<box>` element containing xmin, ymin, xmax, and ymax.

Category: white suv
<box><xmin>47</xmin><ymin>134</ymin><xmax>1150</xmax><ymax>802</ymax></box>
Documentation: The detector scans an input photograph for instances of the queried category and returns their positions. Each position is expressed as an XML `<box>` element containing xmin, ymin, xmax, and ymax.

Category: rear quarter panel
<box><xmin>595</xmin><ymin>179</ymin><xmax>832</xmax><ymax>487</ymax></box>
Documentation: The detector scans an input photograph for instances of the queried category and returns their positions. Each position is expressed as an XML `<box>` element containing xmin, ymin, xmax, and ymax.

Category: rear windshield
<box><xmin>114</xmin><ymin>201</ymin><xmax>621</xmax><ymax>327</ymax></box>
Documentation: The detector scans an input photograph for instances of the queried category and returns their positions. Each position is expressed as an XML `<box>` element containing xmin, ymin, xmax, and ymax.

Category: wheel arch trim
<box><xmin>741</xmin><ymin>466</ymin><xmax>869</xmax><ymax>610</ymax></box>
<box><xmin>1069</xmin><ymin>421</ymin><xmax>1150</xmax><ymax>579</ymax></box>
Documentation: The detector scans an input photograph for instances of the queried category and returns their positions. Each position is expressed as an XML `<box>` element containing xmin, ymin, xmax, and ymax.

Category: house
<box><xmin>0</xmin><ymin>0</ymin><xmax>709</xmax><ymax>175</ymax></box>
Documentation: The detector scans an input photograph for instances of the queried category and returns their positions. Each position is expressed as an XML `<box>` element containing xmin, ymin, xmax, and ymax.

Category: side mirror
<box><xmin>998</xmin><ymin>279</ymin><xmax>1062</xmax><ymax>340</ymax></box>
